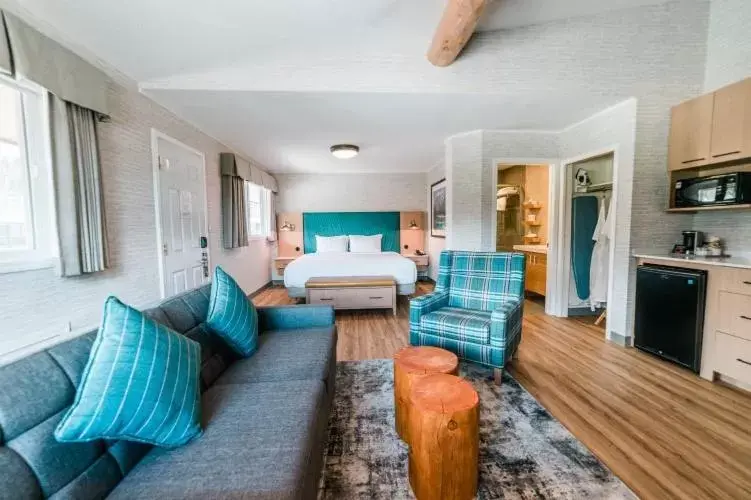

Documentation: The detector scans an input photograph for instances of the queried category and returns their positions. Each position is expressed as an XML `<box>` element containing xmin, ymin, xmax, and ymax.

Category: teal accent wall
<box><xmin>303</xmin><ymin>212</ymin><xmax>400</xmax><ymax>253</ymax></box>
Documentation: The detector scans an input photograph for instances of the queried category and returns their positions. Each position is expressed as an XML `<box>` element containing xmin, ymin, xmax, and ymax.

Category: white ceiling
<box><xmin>3</xmin><ymin>0</ymin><xmax>678</xmax><ymax>173</ymax></box>
<box><xmin>147</xmin><ymin>89</ymin><xmax>621</xmax><ymax>173</ymax></box>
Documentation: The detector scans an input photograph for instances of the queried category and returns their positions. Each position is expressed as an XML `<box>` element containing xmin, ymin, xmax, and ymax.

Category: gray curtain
<box><xmin>267</xmin><ymin>191</ymin><xmax>277</xmax><ymax>243</ymax></box>
<box><xmin>3</xmin><ymin>11</ymin><xmax>108</xmax><ymax>114</ymax></box>
<box><xmin>50</xmin><ymin>93</ymin><xmax>108</xmax><ymax>276</ymax></box>
<box><xmin>221</xmin><ymin>174</ymin><xmax>248</xmax><ymax>249</ymax></box>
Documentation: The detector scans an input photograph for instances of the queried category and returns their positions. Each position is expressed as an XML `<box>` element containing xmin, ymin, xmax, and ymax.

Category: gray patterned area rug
<box><xmin>319</xmin><ymin>359</ymin><xmax>635</xmax><ymax>499</ymax></box>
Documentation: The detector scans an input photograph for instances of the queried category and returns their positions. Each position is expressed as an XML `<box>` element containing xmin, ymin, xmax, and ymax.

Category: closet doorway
<box><xmin>496</xmin><ymin>163</ymin><xmax>551</xmax><ymax>311</ymax></box>
<box><xmin>560</xmin><ymin>152</ymin><xmax>615</xmax><ymax>332</ymax></box>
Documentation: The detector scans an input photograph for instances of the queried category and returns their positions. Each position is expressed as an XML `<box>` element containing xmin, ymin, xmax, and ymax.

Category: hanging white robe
<box><xmin>589</xmin><ymin>197</ymin><xmax>613</xmax><ymax>310</ymax></box>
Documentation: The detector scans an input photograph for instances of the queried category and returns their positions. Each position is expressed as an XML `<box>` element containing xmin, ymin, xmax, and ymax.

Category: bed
<box><xmin>283</xmin><ymin>211</ymin><xmax>418</xmax><ymax>298</ymax></box>
<box><xmin>284</xmin><ymin>251</ymin><xmax>417</xmax><ymax>297</ymax></box>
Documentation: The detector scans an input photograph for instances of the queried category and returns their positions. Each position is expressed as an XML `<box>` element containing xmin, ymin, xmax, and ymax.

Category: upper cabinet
<box><xmin>710</xmin><ymin>78</ymin><xmax>751</xmax><ymax>162</ymax></box>
<box><xmin>668</xmin><ymin>77</ymin><xmax>751</xmax><ymax>172</ymax></box>
<box><xmin>668</xmin><ymin>93</ymin><xmax>714</xmax><ymax>171</ymax></box>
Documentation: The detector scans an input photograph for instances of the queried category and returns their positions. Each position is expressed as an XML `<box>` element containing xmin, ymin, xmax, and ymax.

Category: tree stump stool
<box><xmin>393</xmin><ymin>346</ymin><xmax>458</xmax><ymax>443</ymax></box>
<box><xmin>408</xmin><ymin>374</ymin><xmax>479</xmax><ymax>500</ymax></box>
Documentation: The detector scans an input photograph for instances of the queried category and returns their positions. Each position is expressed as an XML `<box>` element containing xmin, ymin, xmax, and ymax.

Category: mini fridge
<box><xmin>634</xmin><ymin>264</ymin><xmax>707</xmax><ymax>373</ymax></box>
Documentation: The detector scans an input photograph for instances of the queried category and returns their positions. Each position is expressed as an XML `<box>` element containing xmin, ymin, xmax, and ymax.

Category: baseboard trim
<box><xmin>608</xmin><ymin>332</ymin><xmax>632</xmax><ymax>347</ymax></box>
<box><xmin>567</xmin><ymin>307</ymin><xmax>604</xmax><ymax>317</ymax></box>
<box><xmin>248</xmin><ymin>281</ymin><xmax>273</xmax><ymax>299</ymax></box>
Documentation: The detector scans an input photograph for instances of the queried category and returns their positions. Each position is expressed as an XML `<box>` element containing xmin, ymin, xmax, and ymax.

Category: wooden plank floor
<box><xmin>253</xmin><ymin>284</ymin><xmax>751</xmax><ymax>500</ymax></box>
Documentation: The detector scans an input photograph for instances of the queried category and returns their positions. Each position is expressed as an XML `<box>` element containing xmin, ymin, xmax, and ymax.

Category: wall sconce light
<box><xmin>409</xmin><ymin>219</ymin><xmax>420</xmax><ymax>230</ymax></box>
<box><xmin>280</xmin><ymin>220</ymin><xmax>296</xmax><ymax>232</ymax></box>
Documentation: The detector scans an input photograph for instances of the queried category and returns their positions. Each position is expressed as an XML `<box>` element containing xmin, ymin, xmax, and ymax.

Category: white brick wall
<box><xmin>560</xmin><ymin>100</ymin><xmax>641</xmax><ymax>339</ymax></box>
<box><xmin>275</xmin><ymin>173</ymin><xmax>427</xmax><ymax>213</ymax></box>
<box><xmin>445</xmin><ymin>132</ymin><xmax>484</xmax><ymax>250</ymax></box>
<box><xmin>0</xmin><ymin>81</ymin><xmax>272</xmax><ymax>352</ymax></box>
<box><xmin>693</xmin><ymin>0</ymin><xmax>751</xmax><ymax>251</ymax></box>
<box><xmin>703</xmin><ymin>0</ymin><xmax>751</xmax><ymax>92</ymax></box>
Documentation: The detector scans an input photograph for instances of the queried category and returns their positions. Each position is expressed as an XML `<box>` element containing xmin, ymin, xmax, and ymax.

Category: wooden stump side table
<box><xmin>408</xmin><ymin>374</ymin><xmax>479</xmax><ymax>500</ymax></box>
<box><xmin>393</xmin><ymin>346</ymin><xmax>458</xmax><ymax>444</ymax></box>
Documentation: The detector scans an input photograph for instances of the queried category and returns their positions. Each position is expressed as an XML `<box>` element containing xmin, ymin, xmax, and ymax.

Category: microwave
<box><xmin>674</xmin><ymin>172</ymin><xmax>751</xmax><ymax>208</ymax></box>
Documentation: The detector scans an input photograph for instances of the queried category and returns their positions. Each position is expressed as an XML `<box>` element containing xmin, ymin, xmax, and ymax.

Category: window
<box><xmin>244</xmin><ymin>182</ymin><xmax>270</xmax><ymax>239</ymax></box>
<box><xmin>0</xmin><ymin>76</ymin><xmax>53</xmax><ymax>271</ymax></box>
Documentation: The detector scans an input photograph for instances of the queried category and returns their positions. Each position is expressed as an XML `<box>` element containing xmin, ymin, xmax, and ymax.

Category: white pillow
<box><xmin>316</xmin><ymin>235</ymin><xmax>348</xmax><ymax>253</ymax></box>
<box><xmin>349</xmin><ymin>234</ymin><xmax>382</xmax><ymax>253</ymax></box>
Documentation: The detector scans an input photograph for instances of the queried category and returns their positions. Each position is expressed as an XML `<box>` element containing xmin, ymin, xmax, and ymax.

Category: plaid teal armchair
<box><xmin>409</xmin><ymin>250</ymin><xmax>525</xmax><ymax>383</ymax></box>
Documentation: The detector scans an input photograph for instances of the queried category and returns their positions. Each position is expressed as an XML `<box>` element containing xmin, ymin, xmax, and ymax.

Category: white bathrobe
<box><xmin>589</xmin><ymin>197</ymin><xmax>613</xmax><ymax>310</ymax></box>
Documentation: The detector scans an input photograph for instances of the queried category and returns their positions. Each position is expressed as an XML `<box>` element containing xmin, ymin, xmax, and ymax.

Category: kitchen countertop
<box><xmin>513</xmin><ymin>245</ymin><xmax>548</xmax><ymax>254</ymax></box>
<box><xmin>632</xmin><ymin>250</ymin><xmax>751</xmax><ymax>270</ymax></box>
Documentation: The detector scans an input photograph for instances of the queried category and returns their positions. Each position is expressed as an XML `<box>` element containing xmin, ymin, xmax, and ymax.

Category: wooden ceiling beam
<box><xmin>427</xmin><ymin>0</ymin><xmax>487</xmax><ymax>67</ymax></box>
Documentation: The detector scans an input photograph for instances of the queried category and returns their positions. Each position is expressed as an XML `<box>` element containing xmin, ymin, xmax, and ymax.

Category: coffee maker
<box><xmin>681</xmin><ymin>231</ymin><xmax>703</xmax><ymax>255</ymax></box>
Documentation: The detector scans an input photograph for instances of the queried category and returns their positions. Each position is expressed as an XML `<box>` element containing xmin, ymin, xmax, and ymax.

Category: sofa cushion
<box><xmin>145</xmin><ymin>285</ymin><xmax>237</xmax><ymax>390</ymax></box>
<box><xmin>420</xmin><ymin>307</ymin><xmax>492</xmax><ymax>344</ymax></box>
<box><xmin>55</xmin><ymin>297</ymin><xmax>203</xmax><ymax>448</ymax></box>
<box><xmin>0</xmin><ymin>334</ymin><xmax>150</xmax><ymax>499</ymax></box>
<box><xmin>206</xmin><ymin>266</ymin><xmax>259</xmax><ymax>357</ymax></box>
<box><xmin>213</xmin><ymin>327</ymin><xmax>336</xmax><ymax>390</ymax></box>
<box><xmin>108</xmin><ymin>380</ymin><xmax>328</xmax><ymax>500</ymax></box>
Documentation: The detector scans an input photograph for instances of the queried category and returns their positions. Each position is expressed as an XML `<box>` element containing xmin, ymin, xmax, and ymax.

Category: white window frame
<box><xmin>244</xmin><ymin>181</ymin><xmax>270</xmax><ymax>241</ymax></box>
<box><xmin>0</xmin><ymin>75</ymin><xmax>55</xmax><ymax>274</ymax></box>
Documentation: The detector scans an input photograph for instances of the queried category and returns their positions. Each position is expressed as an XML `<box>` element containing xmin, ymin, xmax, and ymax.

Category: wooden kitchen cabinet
<box><xmin>710</xmin><ymin>78</ymin><xmax>751</xmax><ymax>163</ymax></box>
<box><xmin>524</xmin><ymin>252</ymin><xmax>547</xmax><ymax>296</ymax></box>
<box><xmin>668</xmin><ymin>93</ymin><xmax>714</xmax><ymax>171</ymax></box>
<box><xmin>668</xmin><ymin>77</ymin><xmax>751</xmax><ymax>172</ymax></box>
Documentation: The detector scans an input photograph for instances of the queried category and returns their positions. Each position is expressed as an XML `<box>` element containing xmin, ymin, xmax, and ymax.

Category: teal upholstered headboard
<box><xmin>303</xmin><ymin>212</ymin><xmax>400</xmax><ymax>253</ymax></box>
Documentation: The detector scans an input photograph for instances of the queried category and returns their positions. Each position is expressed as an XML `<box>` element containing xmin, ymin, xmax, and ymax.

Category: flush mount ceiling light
<box><xmin>330</xmin><ymin>144</ymin><xmax>359</xmax><ymax>159</ymax></box>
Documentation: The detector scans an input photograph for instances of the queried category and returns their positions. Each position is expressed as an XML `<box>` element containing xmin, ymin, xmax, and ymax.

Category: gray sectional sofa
<box><xmin>0</xmin><ymin>285</ymin><xmax>337</xmax><ymax>499</ymax></box>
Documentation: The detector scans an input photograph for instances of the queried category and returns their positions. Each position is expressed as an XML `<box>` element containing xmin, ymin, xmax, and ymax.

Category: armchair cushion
<box><xmin>409</xmin><ymin>290</ymin><xmax>449</xmax><ymax>324</ymax></box>
<box><xmin>420</xmin><ymin>307</ymin><xmax>491</xmax><ymax>344</ymax></box>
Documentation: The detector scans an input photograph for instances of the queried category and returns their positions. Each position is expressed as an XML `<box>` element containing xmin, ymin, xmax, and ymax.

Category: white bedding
<box><xmin>284</xmin><ymin>252</ymin><xmax>417</xmax><ymax>288</ymax></box>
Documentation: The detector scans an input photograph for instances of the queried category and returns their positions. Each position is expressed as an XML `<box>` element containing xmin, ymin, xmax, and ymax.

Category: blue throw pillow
<box><xmin>55</xmin><ymin>297</ymin><xmax>202</xmax><ymax>448</ymax></box>
<box><xmin>206</xmin><ymin>266</ymin><xmax>258</xmax><ymax>357</ymax></box>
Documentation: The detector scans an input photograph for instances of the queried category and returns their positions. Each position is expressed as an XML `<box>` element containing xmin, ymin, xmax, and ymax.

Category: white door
<box><xmin>153</xmin><ymin>133</ymin><xmax>209</xmax><ymax>298</ymax></box>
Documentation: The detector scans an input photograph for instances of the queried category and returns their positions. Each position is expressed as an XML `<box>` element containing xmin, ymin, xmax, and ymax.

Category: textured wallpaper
<box><xmin>693</xmin><ymin>0</ymin><xmax>751</xmax><ymax>251</ymax></box>
<box><xmin>0</xmin><ymin>81</ymin><xmax>272</xmax><ymax>356</ymax></box>
<box><xmin>560</xmin><ymin>100</ymin><xmax>641</xmax><ymax>340</ymax></box>
<box><xmin>275</xmin><ymin>173</ymin><xmax>427</xmax><ymax>214</ymax></box>
<box><xmin>446</xmin><ymin>132</ymin><xmax>485</xmax><ymax>250</ymax></box>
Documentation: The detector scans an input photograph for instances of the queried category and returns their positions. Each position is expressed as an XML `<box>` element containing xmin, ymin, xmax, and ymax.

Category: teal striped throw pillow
<box><xmin>206</xmin><ymin>266</ymin><xmax>258</xmax><ymax>357</ymax></box>
<box><xmin>55</xmin><ymin>297</ymin><xmax>202</xmax><ymax>448</ymax></box>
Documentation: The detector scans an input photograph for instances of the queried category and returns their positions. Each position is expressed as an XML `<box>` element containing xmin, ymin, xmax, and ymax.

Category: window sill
<box><xmin>0</xmin><ymin>258</ymin><xmax>56</xmax><ymax>275</ymax></box>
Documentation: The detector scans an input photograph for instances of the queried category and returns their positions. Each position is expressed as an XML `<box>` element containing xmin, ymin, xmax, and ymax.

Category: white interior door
<box><xmin>154</xmin><ymin>133</ymin><xmax>209</xmax><ymax>298</ymax></box>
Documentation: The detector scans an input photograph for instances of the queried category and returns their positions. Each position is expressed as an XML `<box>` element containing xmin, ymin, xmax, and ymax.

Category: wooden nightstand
<box><xmin>274</xmin><ymin>257</ymin><xmax>296</xmax><ymax>272</ymax></box>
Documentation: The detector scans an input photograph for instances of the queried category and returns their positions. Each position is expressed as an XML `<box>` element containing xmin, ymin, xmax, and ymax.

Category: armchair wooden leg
<box><xmin>493</xmin><ymin>368</ymin><xmax>503</xmax><ymax>386</ymax></box>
